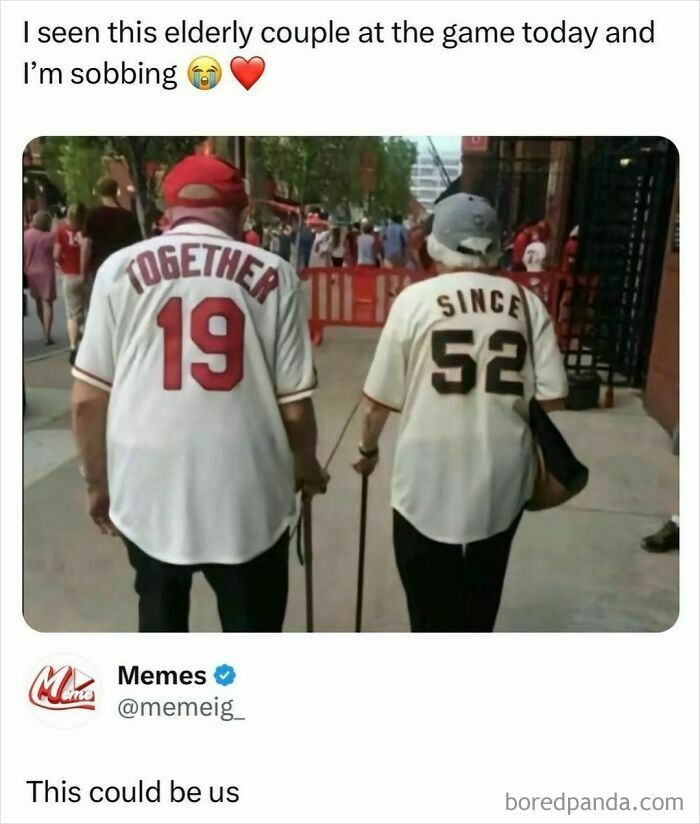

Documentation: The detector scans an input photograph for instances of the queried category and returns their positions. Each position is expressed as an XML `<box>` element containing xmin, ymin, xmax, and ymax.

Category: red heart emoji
<box><xmin>230</xmin><ymin>56</ymin><xmax>265</xmax><ymax>90</ymax></box>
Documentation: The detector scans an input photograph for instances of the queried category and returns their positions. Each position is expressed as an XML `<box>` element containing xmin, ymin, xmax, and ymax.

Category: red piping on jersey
<box><xmin>72</xmin><ymin>365</ymin><xmax>112</xmax><ymax>389</ymax></box>
<box><xmin>361</xmin><ymin>391</ymin><xmax>401</xmax><ymax>414</ymax></box>
<box><xmin>277</xmin><ymin>379</ymin><xmax>318</xmax><ymax>400</ymax></box>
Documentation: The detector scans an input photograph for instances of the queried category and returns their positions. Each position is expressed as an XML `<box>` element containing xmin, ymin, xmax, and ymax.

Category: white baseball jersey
<box><xmin>523</xmin><ymin>240</ymin><xmax>547</xmax><ymax>272</ymax></box>
<box><xmin>73</xmin><ymin>223</ymin><xmax>315</xmax><ymax>565</ymax></box>
<box><xmin>363</xmin><ymin>272</ymin><xmax>568</xmax><ymax>545</ymax></box>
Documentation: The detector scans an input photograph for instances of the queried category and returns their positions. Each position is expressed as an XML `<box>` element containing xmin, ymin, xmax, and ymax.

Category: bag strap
<box><xmin>516</xmin><ymin>284</ymin><xmax>536</xmax><ymax>371</ymax></box>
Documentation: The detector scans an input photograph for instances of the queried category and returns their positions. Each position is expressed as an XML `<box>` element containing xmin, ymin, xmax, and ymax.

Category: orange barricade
<box><xmin>299</xmin><ymin>267</ymin><xmax>431</xmax><ymax>345</ymax></box>
<box><xmin>509</xmin><ymin>271</ymin><xmax>570</xmax><ymax>320</ymax></box>
<box><xmin>300</xmin><ymin>267</ymin><xmax>574</xmax><ymax>348</ymax></box>
<box><xmin>509</xmin><ymin>271</ymin><xmax>576</xmax><ymax>348</ymax></box>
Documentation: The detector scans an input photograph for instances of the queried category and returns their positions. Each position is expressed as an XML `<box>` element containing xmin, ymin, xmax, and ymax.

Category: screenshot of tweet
<box><xmin>1</xmin><ymin>0</ymin><xmax>698</xmax><ymax>822</ymax></box>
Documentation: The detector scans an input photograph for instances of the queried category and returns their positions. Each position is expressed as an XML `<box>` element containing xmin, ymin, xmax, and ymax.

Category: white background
<box><xmin>1</xmin><ymin>1</ymin><xmax>698</xmax><ymax>822</ymax></box>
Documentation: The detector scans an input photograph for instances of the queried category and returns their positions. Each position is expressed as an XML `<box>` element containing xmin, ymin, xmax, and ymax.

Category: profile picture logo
<box><xmin>187</xmin><ymin>56</ymin><xmax>222</xmax><ymax>90</ymax></box>
<box><xmin>28</xmin><ymin>655</ymin><xmax>99</xmax><ymax>728</ymax></box>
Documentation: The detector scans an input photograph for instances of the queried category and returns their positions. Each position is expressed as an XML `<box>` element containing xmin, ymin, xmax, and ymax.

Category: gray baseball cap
<box><xmin>431</xmin><ymin>193</ymin><xmax>501</xmax><ymax>257</ymax></box>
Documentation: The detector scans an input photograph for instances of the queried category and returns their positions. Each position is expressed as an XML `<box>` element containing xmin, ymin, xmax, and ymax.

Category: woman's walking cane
<box><xmin>302</xmin><ymin>496</ymin><xmax>314</xmax><ymax>632</ymax></box>
<box><xmin>355</xmin><ymin>474</ymin><xmax>370</xmax><ymax>632</ymax></box>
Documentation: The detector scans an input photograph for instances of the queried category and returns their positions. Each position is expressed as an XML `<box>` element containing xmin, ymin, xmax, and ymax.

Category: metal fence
<box><xmin>572</xmin><ymin>137</ymin><xmax>678</xmax><ymax>389</ymax></box>
<box><xmin>454</xmin><ymin>137</ymin><xmax>678</xmax><ymax>391</ymax></box>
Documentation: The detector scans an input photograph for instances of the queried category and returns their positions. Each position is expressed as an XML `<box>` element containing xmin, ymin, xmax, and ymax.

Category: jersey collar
<box><xmin>165</xmin><ymin>219</ymin><xmax>235</xmax><ymax>241</ymax></box>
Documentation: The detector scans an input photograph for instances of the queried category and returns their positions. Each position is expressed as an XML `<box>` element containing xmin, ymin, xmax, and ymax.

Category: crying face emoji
<box><xmin>187</xmin><ymin>57</ymin><xmax>222</xmax><ymax>90</ymax></box>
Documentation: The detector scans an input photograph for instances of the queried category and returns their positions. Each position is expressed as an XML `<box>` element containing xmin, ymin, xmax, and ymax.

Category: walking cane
<box><xmin>355</xmin><ymin>473</ymin><xmax>369</xmax><ymax>632</ymax></box>
<box><xmin>302</xmin><ymin>495</ymin><xmax>314</xmax><ymax>632</ymax></box>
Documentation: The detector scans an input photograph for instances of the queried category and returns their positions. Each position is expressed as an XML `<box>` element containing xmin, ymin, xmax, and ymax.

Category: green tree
<box><xmin>41</xmin><ymin>136</ymin><xmax>202</xmax><ymax>236</ymax></box>
<box><xmin>109</xmin><ymin>137</ymin><xmax>202</xmax><ymax>235</ymax></box>
<box><xmin>253</xmin><ymin>137</ymin><xmax>416</xmax><ymax>219</ymax></box>
<box><xmin>41</xmin><ymin>137</ymin><xmax>105</xmax><ymax>206</ymax></box>
<box><xmin>372</xmin><ymin>137</ymin><xmax>418</xmax><ymax>219</ymax></box>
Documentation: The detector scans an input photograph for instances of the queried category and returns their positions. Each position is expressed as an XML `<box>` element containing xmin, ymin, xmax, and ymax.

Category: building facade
<box><xmin>410</xmin><ymin>151</ymin><xmax>461</xmax><ymax>211</ymax></box>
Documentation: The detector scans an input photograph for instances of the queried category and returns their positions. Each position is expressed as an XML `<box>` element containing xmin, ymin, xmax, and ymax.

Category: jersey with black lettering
<box><xmin>73</xmin><ymin>223</ymin><xmax>315</xmax><ymax>565</ymax></box>
<box><xmin>363</xmin><ymin>271</ymin><xmax>567</xmax><ymax>544</ymax></box>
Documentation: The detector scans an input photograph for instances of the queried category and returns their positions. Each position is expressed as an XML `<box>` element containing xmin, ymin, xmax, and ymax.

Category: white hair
<box><xmin>426</xmin><ymin>234</ymin><xmax>498</xmax><ymax>270</ymax></box>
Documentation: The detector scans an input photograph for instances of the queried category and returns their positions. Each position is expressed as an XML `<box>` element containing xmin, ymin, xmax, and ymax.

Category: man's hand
<box><xmin>86</xmin><ymin>482</ymin><xmax>119</xmax><ymax>536</ymax></box>
<box><xmin>296</xmin><ymin>457</ymin><xmax>330</xmax><ymax>498</ymax></box>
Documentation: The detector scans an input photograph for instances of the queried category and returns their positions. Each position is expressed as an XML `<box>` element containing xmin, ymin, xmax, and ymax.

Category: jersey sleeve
<box><xmin>275</xmin><ymin>277</ymin><xmax>316</xmax><ymax>405</ymax></box>
<box><xmin>71</xmin><ymin>265</ymin><xmax>115</xmax><ymax>393</ymax></box>
<box><xmin>362</xmin><ymin>296</ymin><xmax>408</xmax><ymax>412</ymax></box>
<box><xmin>530</xmin><ymin>294</ymin><xmax>568</xmax><ymax>401</ymax></box>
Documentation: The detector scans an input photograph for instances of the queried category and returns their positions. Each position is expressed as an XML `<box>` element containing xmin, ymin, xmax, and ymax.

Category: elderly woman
<box><xmin>24</xmin><ymin>210</ymin><xmax>57</xmax><ymax>345</ymax></box>
<box><xmin>353</xmin><ymin>194</ymin><xmax>568</xmax><ymax>632</ymax></box>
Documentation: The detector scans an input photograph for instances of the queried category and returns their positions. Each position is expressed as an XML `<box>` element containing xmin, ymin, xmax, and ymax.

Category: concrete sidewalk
<box><xmin>23</xmin><ymin>328</ymin><xmax>679</xmax><ymax>633</ymax></box>
<box><xmin>24</xmin><ymin>289</ymin><xmax>70</xmax><ymax>360</ymax></box>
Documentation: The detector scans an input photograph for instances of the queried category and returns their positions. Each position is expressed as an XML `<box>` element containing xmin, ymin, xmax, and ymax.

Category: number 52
<box><xmin>431</xmin><ymin>329</ymin><xmax>527</xmax><ymax>396</ymax></box>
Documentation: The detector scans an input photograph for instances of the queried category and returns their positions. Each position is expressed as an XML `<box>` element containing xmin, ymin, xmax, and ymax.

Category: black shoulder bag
<box><xmin>517</xmin><ymin>285</ymin><xmax>589</xmax><ymax>511</ymax></box>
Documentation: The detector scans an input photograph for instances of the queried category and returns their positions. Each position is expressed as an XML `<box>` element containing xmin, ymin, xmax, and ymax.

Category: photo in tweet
<box><xmin>22</xmin><ymin>135</ymin><xmax>679</xmax><ymax>634</ymax></box>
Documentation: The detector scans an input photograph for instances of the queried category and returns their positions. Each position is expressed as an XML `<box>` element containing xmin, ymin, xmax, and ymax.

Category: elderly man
<box><xmin>353</xmin><ymin>193</ymin><xmax>568</xmax><ymax>632</ymax></box>
<box><xmin>72</xmin><ymin>154</ymin><xmax>328</xmax><ymax>632</ymax></box>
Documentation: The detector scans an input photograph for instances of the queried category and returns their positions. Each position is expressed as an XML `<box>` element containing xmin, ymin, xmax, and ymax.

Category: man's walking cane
<box><xmin>297</xmin><ymin>398</ymin><xmax>359</xmax><ymax>632</ymax></box>
<box><xmin>355</xmin><ymin>474</ymin><xmax>369</xmax><ymax>632</ymax></box>
<box><xmin>302</xmin><ymin>496</ymin><xmax>314</xmax><ymax>632</ymax></box>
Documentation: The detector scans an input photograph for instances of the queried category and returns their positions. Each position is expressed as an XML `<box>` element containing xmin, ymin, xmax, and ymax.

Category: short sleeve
<box><xmin>531</xmin><ymin>295</ymin><xmax>568</xmax><ymax>401</ymax></box>
<box><xmin>275</xmin><ymin>278</ymin><xmax>316</xmax><ymax>405</ymax></box>
<box><xmin>71</xmin><ymin>265</ymin><xmax>115</xmax><ymax>392</ymax></box>
<box><xmin>362</xmin><ymin>297</ymin><xmax>408</xmax><ymax>412</ymax></box>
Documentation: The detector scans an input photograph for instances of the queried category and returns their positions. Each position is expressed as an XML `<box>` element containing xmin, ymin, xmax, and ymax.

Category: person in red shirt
<box><xmin>535</xmin><ymin>219</ymin><xmax>551</xmax><ymax>243</ymax></box>
<box><xmin>243</xmin><ymin>222</ymin><xmax>262</xmax><ymax>247</ymax></box>
<box><xmin>244</xmin><ymin>227</ymin><xmax>261</xmax><ymax>246</ymax></box>
<box><xmin>54</xmin><ymin>204</ymin><xmax>86</xmax><ymax>362</ymax></box>
<box><xmin>511</xmin><ymin>218</ymin><xmax>536</xmax><ymax>271</ymax></box>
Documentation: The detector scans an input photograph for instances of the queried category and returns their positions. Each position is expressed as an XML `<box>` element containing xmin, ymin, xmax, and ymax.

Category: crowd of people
<box><xmin>263</xmin><ymin>210</ymin><xmax>579</xmax><ymax>276</ymax></box>
<box><xmin>244</xmin><ymin>211</ymin><xmax>430</xmax><ymax>272</ymax></box>
<box><xmin>23</xmin><ymin>166</ymin><xmax>579</xmax><ymax>376</ymax></box>
<box><xmin>23</xmin><ymin>173</ymin><xmax>430</xmax><ymax>368</ymax></box>
<box><xmin>23</xmin><ymin>177</ymin><xmax>140</xmax><ymax>362</ymax></box>
<box><xmin>503</xmin><ymin>217</ymin><xmax>579</xmax><ymax>273</ymax></box>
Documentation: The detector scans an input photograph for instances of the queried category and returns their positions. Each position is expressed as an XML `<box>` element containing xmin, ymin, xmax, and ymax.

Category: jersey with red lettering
<box><xmin>363</xmin><ymin>271</ymin><xmax>568</xmax><ymax>544</ymax></box>
<box><xmin>73</xmin><ymin>223</ymin><xmax>315</xmax><ymax>565</ymax></box>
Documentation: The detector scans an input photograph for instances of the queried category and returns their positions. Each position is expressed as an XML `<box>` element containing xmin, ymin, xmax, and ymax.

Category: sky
<box><xmin>409</xmin><ymin>135</ymin><xmax>461</xmax><ymax>158</ymax></box>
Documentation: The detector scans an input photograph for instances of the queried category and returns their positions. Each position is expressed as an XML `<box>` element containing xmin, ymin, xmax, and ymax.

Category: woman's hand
<box><xmin>352</xmin><ymin>445</ymin><xmax>380</xmax><ymax>476</ymax></box>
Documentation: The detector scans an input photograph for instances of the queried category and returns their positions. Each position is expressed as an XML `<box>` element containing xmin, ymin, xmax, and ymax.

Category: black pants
<box><xmin>124</xmin><ymin>531</ymin><xmax>289</xmax><ymax>632</ymax></box>
<box><xmin>393</xmin><ymin>510</ymin><xmax>522</xmax><ymax>632</ymax></box>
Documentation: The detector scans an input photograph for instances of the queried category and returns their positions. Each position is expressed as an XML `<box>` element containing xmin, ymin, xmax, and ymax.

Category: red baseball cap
<box><xmin>162</xmin><ymin>155</ymin><xmax>248</xmax><ymax>209</ymax></box>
